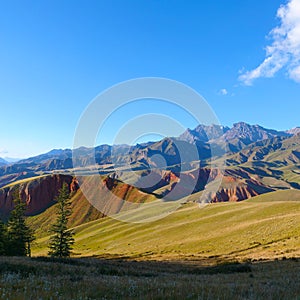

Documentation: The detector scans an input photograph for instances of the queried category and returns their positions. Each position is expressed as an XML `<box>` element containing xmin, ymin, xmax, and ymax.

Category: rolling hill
<box><xmin>31</xmin><ymin>189</ymin><xmax>300</xmax><ymax>261</ymax></box>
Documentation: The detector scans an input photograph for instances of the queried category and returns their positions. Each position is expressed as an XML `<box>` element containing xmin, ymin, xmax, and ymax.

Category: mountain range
<box><xmin>0</xmin><ymin>122</ymin><xmax>298</xmax><ymax>179</ymax></box>
<box><xmin>1</xmin><ymin>121</ymin><xmax>300</xmax><ymax>219</ymax></box>
<box><xmin>0</xmin><ymin>157</ymin><xmax>7</xmax><ymax>167</ymax></box>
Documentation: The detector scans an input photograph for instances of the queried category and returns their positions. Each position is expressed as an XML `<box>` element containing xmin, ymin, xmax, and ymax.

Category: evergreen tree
<box><xmin>7</xmin><ymin>191</ymin><xmax>35</xmax><ymax>256</ymax></box>
<box><xmin>0</xmin><ymin>220</ymin><xmax>8</xmax><ymax>255</ymax></box>
<box><xmin>48</xmin><ymin>183</ymin><xmax>74</xmax><ymax>258</ymax></box>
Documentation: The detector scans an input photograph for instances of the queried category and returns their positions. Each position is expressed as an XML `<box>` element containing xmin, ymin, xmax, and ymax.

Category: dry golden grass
<box><xmin>0</xmin><ymin>256</ymin><xmax>299</xmax><ymax>299</ymax></box>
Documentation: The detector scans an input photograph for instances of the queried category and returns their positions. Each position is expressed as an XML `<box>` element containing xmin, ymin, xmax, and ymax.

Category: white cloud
<box><xmin>219</xmin><ymin>88</ymin><xmax>228</xmax><ymax>95</ymax></box>
<box><xmin>239</xmin><ymin>0</ymin><xmax>300</xmax><ymax>85</ymax></box>
<box><xmin>290</xmin><ymin>64</ymin><xmax>300</xmax><ymax>81</ymax></box>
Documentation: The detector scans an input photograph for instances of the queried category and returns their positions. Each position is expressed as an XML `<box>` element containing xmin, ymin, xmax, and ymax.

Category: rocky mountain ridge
<box><xmin>1</xmin><ymin>122</ymin><xmax>298</xmax><ymax>187</ymax></box>
<box><xmin>0</xmin><ymin>158</ymin><xmax>8</xmax><ymax>167</ymax></box>
<box><xmin>1</xmin><ymin>122</ymin><xmax>300</xmax><ymax>220</ymax></box>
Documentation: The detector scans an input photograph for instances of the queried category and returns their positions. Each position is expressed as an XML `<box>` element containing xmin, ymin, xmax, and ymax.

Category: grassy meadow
<box><xmin>32</xmin><ymin>191</ymin><xmax>300</xmax><ymax>261</ymax></box>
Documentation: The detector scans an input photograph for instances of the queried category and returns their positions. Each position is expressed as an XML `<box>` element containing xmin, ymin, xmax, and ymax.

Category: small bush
<box><xmin>0</xmin><ymin>262</ymin><xmax>37</xmax><ymax>278</ymax></box>
<box><xmin>32</xmin><ymin>256</ymin><xmax>85</xmax><ymax>266</ymax></box>
<box><xmin>188</xmin><ymin>262</ymin><xmax>252</xmax><ymax>275</ymax></box>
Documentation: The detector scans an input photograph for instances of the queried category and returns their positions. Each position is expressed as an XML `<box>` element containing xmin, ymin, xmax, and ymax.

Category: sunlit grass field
<box><xmin>30</xmin><ymin>190</ymin><xmax>300</xmax><ymax>262</ymax></box>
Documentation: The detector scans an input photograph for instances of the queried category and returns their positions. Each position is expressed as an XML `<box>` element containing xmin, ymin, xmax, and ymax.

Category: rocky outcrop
<box><xmin>203</xmin><ymin>175</ymin><xmax>274</xmax><ymax>203</ymax></box>
<box><xmin>179</xmin><ymin>124</ymin><xmax>229</xmax><ymax>143</ymax></box>
<box><xmin>286</xmin><ymin>127</ymin><xmax>300</xmax><ymax>135</ymax></box>
<box><xmin>0</xmin><ymin>174</ymin><xmax>77</xmax><ymax>217</ymax></box>
<box><xmin>210</xmin><ymin>186</ymin><xmax>260</xmax><ymax>202</ymax></box>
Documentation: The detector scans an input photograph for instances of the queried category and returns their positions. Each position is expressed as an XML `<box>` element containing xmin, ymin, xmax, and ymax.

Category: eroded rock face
<box><xmin>0</xmin><ymin>166</ymin><xmax>277</xmax><ymax>220</ymax></box>
<box><xmin>205</xmin><ymin>175</ymin><xmax>274</xmax><ymax>203</ymax></box>
<box><xmin>0</xmin><ymin>174</ymin><xmax>76</xmax><ymax>217</ymax></box>
<box><xmin>210</xmin><ymin>186</ymin><xmax>259</xmax><ymax>202</ymax></box>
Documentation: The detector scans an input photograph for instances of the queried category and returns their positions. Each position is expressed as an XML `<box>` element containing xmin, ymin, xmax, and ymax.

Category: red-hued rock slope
<box><xmin>0</xmin><ymin>174</ymin><xmax>78</xmax><ymax>216</ymax></box>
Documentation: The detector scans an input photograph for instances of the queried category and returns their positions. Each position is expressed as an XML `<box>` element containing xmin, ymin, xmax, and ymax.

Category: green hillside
<box><xmin>245</xmin><ymin>189</ymin><xmax>300</xmax><ymax>202</ymax></box>
<box><xmin>32</xmin><ymin>190</ymin><xmax>300</xmax><ymax>261</ymax></box>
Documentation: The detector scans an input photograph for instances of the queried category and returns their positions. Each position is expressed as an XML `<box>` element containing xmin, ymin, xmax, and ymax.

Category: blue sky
<box><xmin>1</xmin><ymin>0</ymin><xmax>300</xmax><ymax>158</ymax></box>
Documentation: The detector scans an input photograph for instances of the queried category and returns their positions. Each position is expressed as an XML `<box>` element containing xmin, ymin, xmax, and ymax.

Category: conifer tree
<box><xmin>7</xmin><ymin>191</ymin><xmax>35</xmax><ymax>256</ymax></box>
<box><xmin>0</xmin><ymin>220</ymin><xmax>7</xmax><ymax>255</ymax></box>
<box><xmin>48</xmin><ymin>183</ymin><xmax>74</xmax><ymax>258</ymax></box>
